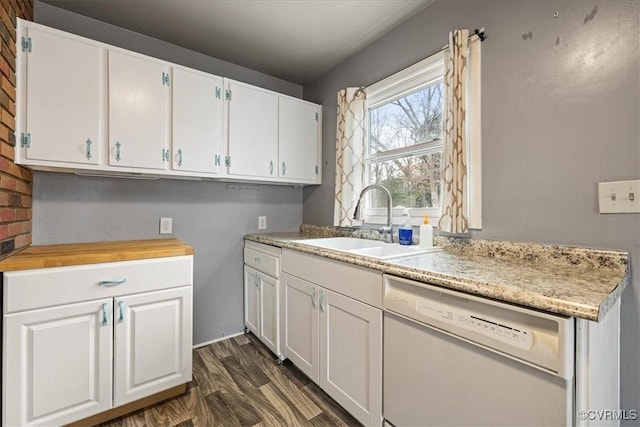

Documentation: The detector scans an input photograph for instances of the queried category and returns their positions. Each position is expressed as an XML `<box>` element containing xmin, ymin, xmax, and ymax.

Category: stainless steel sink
<box><xmin>292</xmin><ymin>237</ymin><xmax>440</xmax><ymax>260</ymax></box>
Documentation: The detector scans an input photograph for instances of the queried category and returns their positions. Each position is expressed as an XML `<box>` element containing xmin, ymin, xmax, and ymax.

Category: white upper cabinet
<box><xmin>172</xmin><ymin>68</ymin><xmax>224</xmax><ymax>174</ymax></box>
<box><xmin>108</xmin><ymin>50</ymin><xmax>169</xmax><ymax>170</ymax></box>
<box><xmin>16</xmin><ymin>19</ymin><xmax>322</xmax><ymax>184</ymax></box>
<box><xmin>278</xmin><ymin>97</ymin><xmax>321</xmax><ymax>183</ymax></box>
<box><xmin>18</xmin><ymin>23</ymin><xmax>102</xmax><ymax>165</ymax></box>
<box><xmin>225</xmin><ymin>79</ymin><xmax>279</xmax><ymax>178</ymax></box>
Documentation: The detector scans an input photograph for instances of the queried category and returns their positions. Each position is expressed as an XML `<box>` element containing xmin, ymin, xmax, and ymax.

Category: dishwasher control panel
<box><xmin>416</xmin><ymin>299</ymin><xmax>534</xmax><ymax>351</ymax></box>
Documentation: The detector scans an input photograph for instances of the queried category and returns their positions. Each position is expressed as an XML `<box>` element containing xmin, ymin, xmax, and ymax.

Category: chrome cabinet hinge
<box><xmin>215</xmin><ymin>87</ymin><xmax>221</xmax><ymax>99</ymax></box>
<box><xmin>214</xmin><ymin>154</ymin><xmax>221</xmax><ymax>166</ymax></box>
<box><xmin>315</xmin><ymin>112</ymin><xmax>319</xmax><ymax>121</ymax></box>
<box><xmin>21</xmin><ymin>37</ymin><xmax>32</xmax><ymax>53</ymax></box>
<box><xmin>225</xmin><ymin>90</ymin><xmax>232</xmax><ymax>101</ymax></box>
<box><xmin>162</xmin><ymin>72</ymin><xmax>170</xmax><ymax>86</ymax></box>
<box><xmin>315</xmin><ymin>165</ymin><xmax>318</xmax><ymax>175</ymax></box>
<box><xmin>225</xmin><ymin>156</ymin><xmax>231</xmax><ymax>167</ymax></box>
<box><xmin>20</xmin><ymin>133</ymin><xmax>31</xmax><ymax>148</ymax></box>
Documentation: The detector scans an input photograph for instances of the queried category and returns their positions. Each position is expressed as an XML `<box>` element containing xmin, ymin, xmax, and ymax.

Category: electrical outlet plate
<box><xmin>159</xmin><ymin>217</ymin><xmax>173</xmax><ymax>234</ymax></box>
<box><xmin>598</xmin><ymin>180</ymin><xmax>640</xmax><ymax>213</ymax></box>
<box><xmin>258</xmin><ymin>216</ymin><xmax>267</xmax><ymax>230</ymax></box>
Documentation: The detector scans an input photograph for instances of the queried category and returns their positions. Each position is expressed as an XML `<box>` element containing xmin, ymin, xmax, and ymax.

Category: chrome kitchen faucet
<box><xmin>353</xmin><ymin>184</ymin><xmax>393</xmax><ymax>243</ymax></box>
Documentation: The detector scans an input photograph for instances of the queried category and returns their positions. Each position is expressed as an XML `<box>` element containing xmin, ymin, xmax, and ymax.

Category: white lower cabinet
<box><xmin>243</xmin><ymin>241</ymin><xmax>282</xmax><ymax>359</ymax></box>
<box><xmin>281</xmin><ymin>249</ymin><xmax>383</xmax><ymax>427</ymax></box>
<box><xmin>2</xmin><ymin>255</ymin><xmax>193</xmax><ymax>426</ymax></box>
<box><xmin>4</xmin><ymin>299</ymin><xmax>113</xmax><ymax>427</ymax></box>
<box><xmin>114</xmin><ymin>286</ymin><xmax>192</xmax><ymax>406</ymax></box>
<box><xmin>282</xmin><ymin>273</ymin><xmax>318</xmax><ymax>379</ymax></box>
<box><xmin>319</xmin><ymin>287</ymin><xmax>382</xmax><ymax>426</ymax></box>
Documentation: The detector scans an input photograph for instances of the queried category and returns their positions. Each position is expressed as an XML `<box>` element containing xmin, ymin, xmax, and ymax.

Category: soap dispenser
<box><xmin>419</xmin><ymin>214</ymin><xmax>433</xmax><ymax>249</ymax></box>
<box><xmin>398</xmin><ymin>208</ymin><xmax>413</xmax><ymax>245</ymax></box>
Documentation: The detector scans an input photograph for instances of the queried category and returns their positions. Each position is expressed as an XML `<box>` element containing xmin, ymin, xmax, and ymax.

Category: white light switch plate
<box><xmin>598</xmin><ymin>180</ymin><xmax>640</xmax><ymax>213</ymax></box>
<box><xmin>258</xmin><ymin>216</ymin><xmax>267</xmax><ymax>229</ymax></box>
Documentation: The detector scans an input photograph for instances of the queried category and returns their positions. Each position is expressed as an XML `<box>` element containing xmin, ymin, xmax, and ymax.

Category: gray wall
<box><xmin>32</xmin><ymin>1</ymin><xmax>305</xmax><ymax>345</ymax></box>
<box><xmin>33</xmin><ymin>173</ymin><xmax>302</xmax><ymax>344</ymax></box>
<box><xmin>303</xmin><ymin>0</ymin><xmax>640</xmax><ymax>416</ymax></box>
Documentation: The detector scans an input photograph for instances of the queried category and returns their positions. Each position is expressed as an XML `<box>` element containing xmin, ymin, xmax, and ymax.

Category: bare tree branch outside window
<box><xmin>368</xmin><ymin>82</ymin><xmax>444</xmax><ymax>209</ymax></box>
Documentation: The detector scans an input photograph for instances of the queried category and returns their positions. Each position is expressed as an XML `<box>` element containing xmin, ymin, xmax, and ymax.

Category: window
<box><xmin>363</xmin><ymin>39</ymin><xmax>481</xmax><ymax>228</ymax></box>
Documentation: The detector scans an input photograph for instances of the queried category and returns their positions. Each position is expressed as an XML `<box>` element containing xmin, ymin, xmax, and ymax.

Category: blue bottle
<box><xmin>398</xmin><ymin>208</ymin><xmax>413</xmax><ymax>245</ymax></box>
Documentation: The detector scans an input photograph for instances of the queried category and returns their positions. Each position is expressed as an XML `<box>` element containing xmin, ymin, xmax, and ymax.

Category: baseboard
<box><xmin>193</xmin><ymin>330</ymin><xmax>245</xmax><ymax>349</ymax></box>
<box><xmin>66</xmin><ymin>383</ymin><xmax>187</xmax><ymax>427</ymax></box>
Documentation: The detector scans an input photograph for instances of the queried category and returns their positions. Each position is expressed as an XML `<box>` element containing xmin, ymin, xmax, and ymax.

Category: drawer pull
<box><xmin>118</xmin><ymin>301</ymin><xmax>125</xmax><ymax>323</ymax></box>
<box><xmin>311</xmin><ymin>287</ymin><xmax>317</xmax><ymax>308</ymax></box>
<box><xmin>98</xmin><ymin>277</ymin><xmax>127</xmax><ymax>287</ymax></box>
<box><xmin>102</xmin><ymin>303</ymin><xmax>109</xmax><ymax>326</ymax></box>
<box><xmin>319</xmin><ymin>291</ymin><xmax>326</xmax><ymax>313</ymax></box>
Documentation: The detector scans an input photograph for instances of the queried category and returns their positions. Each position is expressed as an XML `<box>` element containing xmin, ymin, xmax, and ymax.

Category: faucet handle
<box><xmin>378</xmin><ymin>226</ymin><xmax>393</xmax><ymax>243</ymax></box>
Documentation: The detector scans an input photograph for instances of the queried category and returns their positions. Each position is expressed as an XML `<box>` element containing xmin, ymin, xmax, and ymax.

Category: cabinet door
<box><xmin>282</xmin><ymin>272</ymin><xmax>319</xmax><ymax>382</ymax></box>
<box><xmin>259</xmin><ymin>272</ymin><xmax>280</xmax><ymax>356</ymax></box>
<box><xmin>21</xmin><ymin>26</ymin><xmax>101</xmax><ymax>165</ymax></box>
<box><xmin>244</xmin><ymin>265</ymin><xmax>260</xmax><ymax>335</ymax></box>
<box><xmin>226</xmin><ymin>80</ymin><xmax>278</xmax><ymax>178</ymax></box>
<box><xmin>109</xmin><ymin>50</ymin><xmax>169</xmax><ymax>170</ymax></box>
<box><xmin>3</xmin><ymin>299</ymin><xmax>113</xmax><ymax>426</ymax></box>
<box><xmin>278</xmin><ymin>97</ymin><xmax>321</xmax><ymax>182</ymax></box>
<box><xmin>319</xmin><ymin>288</ymin><xmax>383</xmax><ymax>427</ymax></box>
<box><xmin>173</xmin><ymin>68</ymin><xmax>224</xmax><ymax>174</ymax></box>
<box><xmin>114</xmin><ymin>286</ymin><xmax>192</xmax><ymax>406</ymax></box>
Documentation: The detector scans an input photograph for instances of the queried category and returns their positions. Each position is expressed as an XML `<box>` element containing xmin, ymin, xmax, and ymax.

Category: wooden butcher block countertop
<box><xmin>0</xmin><ymin>238</ymin><xmax>194</xmax><ymax>271</ymax></box>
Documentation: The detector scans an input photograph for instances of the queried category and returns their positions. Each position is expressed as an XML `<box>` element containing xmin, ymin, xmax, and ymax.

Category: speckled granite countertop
<box><xmin>245</xmin><ymin>226</ymin><xmax>629</xmax><ymax>322</ymax></box>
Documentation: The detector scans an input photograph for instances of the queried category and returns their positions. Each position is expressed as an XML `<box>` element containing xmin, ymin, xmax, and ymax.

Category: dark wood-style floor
<box><xmin>100</xmin><ymin>333</ymin><xmax>361</xmax><ymax>427</ymax></box>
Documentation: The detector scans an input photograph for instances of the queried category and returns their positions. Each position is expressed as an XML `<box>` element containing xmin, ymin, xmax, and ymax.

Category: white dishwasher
<box><xmin>383</xmin><ymin>275</ymin><xmax>575</xmax><ymax>427</ymax></box>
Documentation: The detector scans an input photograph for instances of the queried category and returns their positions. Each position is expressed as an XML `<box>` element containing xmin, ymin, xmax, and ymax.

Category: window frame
<box><xmin>363</xmin><ymin>37</ymin><xmax>482</xmax><ymax>229</ymax></box>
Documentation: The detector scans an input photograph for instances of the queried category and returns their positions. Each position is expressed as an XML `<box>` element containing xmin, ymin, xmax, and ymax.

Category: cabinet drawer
<box><xmin>244</xmin><ymin>245</ymin><xmax>280</xmax><ymax>278</ymax></box>
<box><xmin>3</xmin><ymin>256</ymin><xmax>193</xmax><ymax>313</ymax></box>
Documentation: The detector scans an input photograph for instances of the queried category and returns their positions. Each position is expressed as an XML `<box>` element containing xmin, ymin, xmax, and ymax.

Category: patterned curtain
<box><xmin>438</xmin><ymin>29</ymin><xmax>469</xmax><ymax>234</ymax></box>
<box><xmin>334</xmin><ymin>87</ymin><xmax>366</xmax><ymax>226</ymax></box>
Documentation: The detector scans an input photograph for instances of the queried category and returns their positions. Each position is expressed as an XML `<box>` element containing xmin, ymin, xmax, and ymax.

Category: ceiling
<box><xmin>40</xmin><ymin>0</ymin><xmax>434</xmax><ymax>85</ymax></box>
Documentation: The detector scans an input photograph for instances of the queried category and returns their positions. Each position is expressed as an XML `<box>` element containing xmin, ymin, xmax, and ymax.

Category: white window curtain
<box><xmin>438</xmin><ymin>29</ymin><xmax>469</xmax><ymax>234</ymax></box>
<box><xmin>334</xmin><ymin>87</ymin><xmax>366</xmax><ymax>226</ymax></box>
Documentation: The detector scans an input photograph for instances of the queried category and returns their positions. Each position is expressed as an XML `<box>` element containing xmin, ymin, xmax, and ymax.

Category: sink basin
<box><xmin>292</xmin><ymin>237</ymin><xmax>383</xmax><ymax>251</ymax></box>
<box><xmin>349</xmin><ymin>244</ymin><xmax>430</xmax><ymax>260</ymax></box>
<box><xmin>292</xmin><ymin>237</ymin><xmax>441</xmax><ymax>260</ymax></box>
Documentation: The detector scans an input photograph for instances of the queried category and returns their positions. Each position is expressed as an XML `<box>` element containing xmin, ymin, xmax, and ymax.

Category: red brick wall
<box><xmin>0</xmin><ymin>0</ymin><xmax>32</xmax><ymax>259</ymax></box>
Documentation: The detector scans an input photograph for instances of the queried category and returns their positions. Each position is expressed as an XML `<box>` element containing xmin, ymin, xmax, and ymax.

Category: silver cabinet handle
<box><xmin>98</xmin><ymin>277</ymin><xmax>127</xmax><ymax>287</ymax></box>
<box><xmin>115</xmin><ymin>141</ymin><xmax>121</xmax><ymax>162</ymax></box>
<box><xmin>311</xmin><ymin>287</ymin><xmax>317</xmax><ymax>308</ymax></box>
<box><xmin>85</xmin><ymin>138</ymin><xmax>92</xmax><ymax>160</ymax></box>
<box><xmin>269</xmin><ymin>161</ymin><xmax>274</xmax><ymax>176</ymax></box>
<box><xmin>319</xmin><ymin>291</ymin><xmax>326</xmax><ymax>313</ymax></box>
<box><xmin>282</xmin><ymin>161</ymin><xmax>286</xmax><ymax>175</ymax></box>
<box><xmin>177</xmin><ymin>149</ymin><xmax>183</xmax><ymax>167</ymax></box>
<box><xmin>102</xmin><ymin>303</ymin><xmax>109</xmax><ymax>326</ymax></box>
<box><xmin>118</xmin><ymin>301</ymin><xmax>125</xmax><ymax>323</ymax></box>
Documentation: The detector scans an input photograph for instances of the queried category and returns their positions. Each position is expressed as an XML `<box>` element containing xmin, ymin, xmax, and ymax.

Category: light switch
<box><xmin>598</xmin><ymin>180</ymin><xmax>640</xmax><ymax>213</ymax></box>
